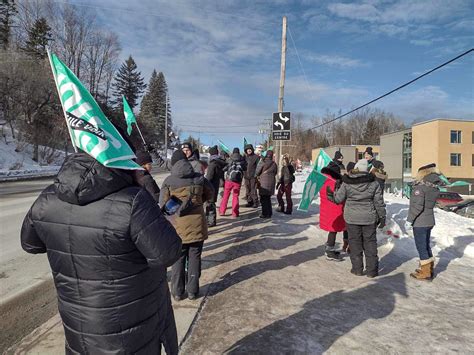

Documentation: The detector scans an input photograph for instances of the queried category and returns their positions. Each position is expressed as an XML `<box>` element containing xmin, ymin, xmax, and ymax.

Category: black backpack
<box><xmin>227</xmin><ymin>161</ymin><xmax>243</xmax><ymax>183</ymax></box>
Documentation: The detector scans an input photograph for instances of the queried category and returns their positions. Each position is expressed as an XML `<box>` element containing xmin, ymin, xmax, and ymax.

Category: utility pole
<box><xmin>277</xmin><ymin>16</ymin><xmax>287</xmax><ymax>165</ymax></box>
<box><xmin>164</xmin><ymin>93</ymin><xmax>168</xmax><ymax>158</ymax></box>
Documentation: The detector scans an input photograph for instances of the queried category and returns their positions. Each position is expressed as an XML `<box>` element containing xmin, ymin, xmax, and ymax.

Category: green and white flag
<box><xmin>217</xmin><ymin>139</ymin><xmax>230</xmax><ymax>154</ymax></box>
<box><xmin>243</xmin><ymin>137</ymin><xmax>248</xmax><ymax>149</ymax></box>
<box><xmin>298</xmin><ymin>149</ymin><xmax>332</xmax><ymax>211</ymax></box>
<box><xmin>48</xmin><ymin>52</ymin><xmax>140</xmax><ymax>170</ymax></box>
<box><xmin>123</xmin><ymin>95</ymin><xmax>137</xmax><ymax>136</ymax></box>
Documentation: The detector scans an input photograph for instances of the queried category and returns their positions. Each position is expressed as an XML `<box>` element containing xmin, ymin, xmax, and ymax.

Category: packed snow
<box><xmin>0</xmin><ymin>139</ymin><xmax>64</xmax><ymax>180</ymax></box>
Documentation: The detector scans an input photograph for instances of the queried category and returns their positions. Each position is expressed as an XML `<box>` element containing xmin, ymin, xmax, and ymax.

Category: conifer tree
<box><xmin>139</xmin><ymin>70</ymin><xmax>172</xmax><ymax>149</ymax></box>
<box><xmin>0</xmin><ymin>0</ymin><xmax>17</xmax><ymax>50</ymax></box>
<box><xmin>112</xmin><ymin>55</ymin><xmax>146</xmax><ymax>109</ymax></box>
<box><xmin>23</xmin><ymin>17</ymin><xmax>52</xmax><ymax>59</ymax></box>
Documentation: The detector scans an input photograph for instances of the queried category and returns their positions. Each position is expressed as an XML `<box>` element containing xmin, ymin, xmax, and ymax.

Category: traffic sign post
<box><xmin>272</xmin><ymin>111</ymin><xmax>291</xmax><ymax>141</ymax></box>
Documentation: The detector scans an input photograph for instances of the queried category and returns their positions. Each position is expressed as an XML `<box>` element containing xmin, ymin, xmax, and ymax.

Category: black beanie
<box><xmin>346</xmin><ymin>162</ymin><xmax>356</xmax><ymax>172</ymax></box>
<box><xmin>364</xmin><ymin>147</ymin><xmax>374</xmax><ymax>157</ymax></box>
<box><xmin>209</xmin><ymin>145</ymin><xmax>218</xmax><ymax>155</ymax></box>
<box><xmin>135</xmin><ymin>151</ymin><xmax>152</xmax><ymax>165</ymax></box>
<box><xmin>171</xmin><ymin>150</ymin><xmax>187</xmax><ymax>166</ymax></box>
<box><xmin>232</xmin><ymin>147</ymin><xmax>240</xmax><ymax>154</ymax></box>
<box><xmin>181</xmin><ymin>142</ymin><xmax>193</xmax><ymax>151</ymax></box>
<box><xmin>334</xmin><ymin>151</ymin><xmax>343</xmax><ymax>160</ymax></box>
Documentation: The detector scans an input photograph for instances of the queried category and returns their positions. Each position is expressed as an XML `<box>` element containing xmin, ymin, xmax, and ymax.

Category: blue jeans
<box><xmin>413</xmin><ymin>227</ymin><xmax>433</xmax><ymax>260</ymax></box>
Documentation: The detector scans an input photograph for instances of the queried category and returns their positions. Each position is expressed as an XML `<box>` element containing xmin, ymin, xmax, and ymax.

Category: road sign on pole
<box><xmin>272</xmin><ymin>111</ymin><xmax>291</xmax><ymax>141</ymax></box>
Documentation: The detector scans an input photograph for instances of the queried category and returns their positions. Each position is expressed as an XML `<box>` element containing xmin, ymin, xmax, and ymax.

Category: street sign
<box><xmin>272</xmin><ymin>112</ymin><xmax>291</xmax><ymax>140</ymax></box>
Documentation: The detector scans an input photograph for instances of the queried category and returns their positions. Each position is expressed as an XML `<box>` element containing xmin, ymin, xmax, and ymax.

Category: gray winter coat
<box><xmin>333</xmin><ymin>171</ymin><xmax>386</xmax><ymax>225</ymax></box>
<box><xmin>256</xmin><ymin>158</ymin><xmax>278</xmax><ymax>196</ymax></box>
<box><xmin>408</xmin><ymin>170</ymin><xmax>441</xmax><ymax>227</ymax></box>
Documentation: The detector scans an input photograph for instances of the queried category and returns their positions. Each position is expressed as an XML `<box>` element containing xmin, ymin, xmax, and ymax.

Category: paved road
<box><xmin>0</xmin><ymin>172</ymin><xmax>169</xmax><ymax>302</ymax></box>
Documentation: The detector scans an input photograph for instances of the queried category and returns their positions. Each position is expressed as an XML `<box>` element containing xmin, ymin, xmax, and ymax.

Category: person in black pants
<box><xmin>327</xmin><ymin>159</ymin><xmax>386</xmax><ymax>277</ymax></box>
<box><xmin>256</xmin><ymin>150</ymin><xmax>278</xmax><ymax>219</ymax></box>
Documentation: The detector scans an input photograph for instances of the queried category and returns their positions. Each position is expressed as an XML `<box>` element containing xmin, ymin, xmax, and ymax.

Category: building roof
<box><xmin>412</xmin><ymin>118</ymin><xmax>474</xmax><ymax>127</ymax></box>
<box><xmin>380</xmin><ymin>127</ymin><xmax>412</xmax><ymax>138</ymax></box>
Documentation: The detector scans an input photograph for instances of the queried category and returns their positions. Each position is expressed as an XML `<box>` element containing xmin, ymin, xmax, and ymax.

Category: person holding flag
<box><xmin>21</xmin><ymin>52</ymin><xmax>182</xmax><ymax>354</ymax></box>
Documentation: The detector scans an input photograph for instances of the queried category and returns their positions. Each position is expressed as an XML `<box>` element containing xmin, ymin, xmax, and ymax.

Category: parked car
<box><xmin>436</xmin><ymin>191</ymin><xmax>463</xmax><ymax>208</ymax></box>
<box><xmin>441</xmin><ymin>199</ymin><xmax>474</xmax><ymax>219</ymax></box>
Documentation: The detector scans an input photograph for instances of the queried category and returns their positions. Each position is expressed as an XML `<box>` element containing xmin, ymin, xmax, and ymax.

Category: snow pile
<box><xmin>0</xmin><ymin>139</ymin><xmax>64</xmax><ymax>180</ymax></box>
<box><xmin>294</xmin><ymin>170</ymin><xmax>474</xmax><ymax>260</ymax></box>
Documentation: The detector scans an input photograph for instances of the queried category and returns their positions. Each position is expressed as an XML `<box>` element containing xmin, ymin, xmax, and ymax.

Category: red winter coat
<box><xmin>319</xmin><ymin>173</ymin><xmax>346</xmax><ymax>232</ymax></box>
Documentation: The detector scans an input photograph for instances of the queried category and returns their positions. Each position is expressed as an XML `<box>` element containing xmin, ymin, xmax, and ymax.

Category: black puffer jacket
<box><xmin>21</xmin><ymin>153</ymin><xmax>182</xmax><ymax>354</ymax></box>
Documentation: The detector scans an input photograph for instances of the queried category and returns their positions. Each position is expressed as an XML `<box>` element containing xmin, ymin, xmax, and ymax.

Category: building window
<box><xmin>450</xmin><ymin>130</ymin><xmax>461</xmax><ymax>143</ymax></box>
<box><xmin>357</xmin><ymin>152</ymin><xmax>363</xmax><ymax>160</ymax></box>
<box><xmin>450</xmin><ymin>153</ymin><xmax>461</xmax><ymax>166</ymax></box>
<box><xmin>472</xmin><ymin>131</ymin><xmax>474</xmax><ymax>144</ymax></box>
<box><xmin>472</xmin><ymin>154</ymin><xmax>474</xmax><ymax>167</ymax></box>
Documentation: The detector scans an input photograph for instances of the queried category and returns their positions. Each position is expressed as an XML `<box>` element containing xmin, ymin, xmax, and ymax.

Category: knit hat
<box><xmin>346</xmin><ymin>162</ymin><xmax>356</xmax><ymax>172</ymax></box>
<box><xmin>209</xmin><ymin>145</ymin><xmax>218</xmax><ymax>155</ymax></box>
<box><xmin>232</xmin><ymin>147</ymin><xmax>240</xmax><ymax>154</ymax></box>
<box><xmin>334</xmin><ymin>151</ymin><xmax>343</xmax><ymax>160</ymax></box>
<box><xmin>180</xmin><ymin>142</ymin><xmax>193</xmax><ymax>151</ymax></box>
<box><xmin>354</xmin><ymin>159</ymin><xmax>368</xmax><ymax>172</ymax></box>
<box><xmin>171</xmin><ymin>150</ymin><xmax>187</xmax><ymax>166</ymax></box>
<box><xmin>364</xmin><ymin>147</ymin><xmax>374</xmax><ymax>157</ymax></box>
<box><xmin>418</xmin><ymin>163</ymin><xmax>436</xmax><ymax>172</ymax></box>
<box><xmin>135</xmin><ymin>151</ymin><xmax>152</xmax><ymax>165</ymax></box>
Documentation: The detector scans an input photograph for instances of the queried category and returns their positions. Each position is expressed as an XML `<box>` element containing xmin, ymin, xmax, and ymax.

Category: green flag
<box><xmin>217</xmin><ymin>139</ymin><xmax>230</xmax><ymax>154</ymax></box>
<box><xmin>298</xmin><ymin>149</ymin><xmax>332</xmax><ymax>212</ymax></box>
<box><xmin>243</xmin><ymin>137</ymin><xmax>248</xmax><ymax>149</ymax></box>
<box><xmin>48</xmin><ymin>52</ymin><xmax>140</xmax><ymax>170</ymax></box>
<box><xmin>123</xmin><ymin>95</ymin><xmax>137</xmax><ymax>136</ymax></box>
<box><xmin>261</xmin><ymin>145</ymin><xmax>273</xmax><ymax>157</ymax></box>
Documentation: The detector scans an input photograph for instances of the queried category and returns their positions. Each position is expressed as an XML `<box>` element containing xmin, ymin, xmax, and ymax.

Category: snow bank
<box><xmin>294</xmin><ymin>171</ymin><xmax>474</xmax><ymax>260</ymax></box>
<box><xmin>0</xmin><ymin>139</ymin><xmax>64</xmax><ymax>180</ymax></box>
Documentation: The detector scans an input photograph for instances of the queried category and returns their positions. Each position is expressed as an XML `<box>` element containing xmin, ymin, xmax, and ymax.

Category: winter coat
<box><xmin>408</xmin><ymin>168</ymin><xmax>441</xmax><ymax>227</ymax></box>
<box><xmin>133</xmin><ymin>169</ymin><xmax>161</xmax><ymax>203</ymax></box>
<box><xmin>333</xmin><ymin>170</ymin><xmax>386</xmax><ymax>225</ymax></box>
<box><xmin>319</xmin><ymin>167</ymin><xmax>346</xmax><ymax>232</ymax></box>
<box><xmin>224</xmin><ymin>153</ymin><xmax>247</xmax><ymax>183</ymax></box>
<box><xmin>206</xmin><ymin>155</ymin><xmax>227</xmax><ymax>202</ymax></box>
<box><xmin>188</xmin><ymin>154</ymin><xmax>204</xmax><ymax>174</ymax></box>
<box><xmin>160</xmin><ymin>159</ymin><xmax>214</xmax><ymax>244</ymax></box>
<box><xmin>368</xmin><ymin>159</ymin><xmax>387</xmax><ymax>192</ymax></box>
<box><xmin>244</xmin><ymin>146</ymin><xmax>260</xmax><ymax>179</ymax></box>
<box><xmin>20</xmin><ymin>153</ymin><xmax>182</xmax><ymax>354</ymax></box>
<box><xmin>279</xmin><ymin>163</ymin><xmax>295</xmax><ymax>185</ymax></box>
<box><xmin>256</xmin><ymin>158</ymin><xmax>278</xmax><ymax>196</ymax></box>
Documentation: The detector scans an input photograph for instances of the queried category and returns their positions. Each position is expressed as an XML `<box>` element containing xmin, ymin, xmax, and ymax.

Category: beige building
<box><xmin>411</xmin><ymin>119</ymin><xmax>474</xmax><ymax>180</ymax></box>
<box><xmin>312</xmin><ymin>145</ymin><xmax>380</xmax><ymax>165</ymax></box>
<box><xmin>379</xmin><ymin>118</ymin><xmax>474</xmax><ymax>194</ymax></box>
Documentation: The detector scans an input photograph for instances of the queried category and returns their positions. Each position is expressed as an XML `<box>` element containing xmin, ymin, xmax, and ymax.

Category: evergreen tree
<box><xmin>0</xmin><ymin>0</ymin><xmax>17</xmax><ymax>50</ymax></box>
<box><xmin>23</xmin><ymin>17</ymin><xmax>52</xmax><ymax>59</ymax></box>
<box><xmin>138</xmin><ymin>70</ymin><xmax>172</xmax><ymax>149</ymax></box>
<box><xmin>362</xmin><ymin>117</ymin><xmax>380</xmax><ymax>144</ymax></box>
<box><xmin>112</xmin><ymin>55</ymin><xmax>146</xmax><ymax>109</ymax></box>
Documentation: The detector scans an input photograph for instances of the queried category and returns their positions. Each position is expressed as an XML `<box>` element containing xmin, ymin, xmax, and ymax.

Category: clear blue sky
<box><xmin>73</xmin><ymin>0</ymin><xmax>473</xmax><ymax>148</ymax></box>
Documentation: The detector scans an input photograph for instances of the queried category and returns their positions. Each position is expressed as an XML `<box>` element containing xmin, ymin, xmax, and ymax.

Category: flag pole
<box><xmin>47</xmin><ymin>48</ymin><xmax>78</xmax><ymax>153</ymax></box>
<box><xmin>135</xmin><ymin>123</ymin><xmax>147</xmax><ymax>149</ymax></box>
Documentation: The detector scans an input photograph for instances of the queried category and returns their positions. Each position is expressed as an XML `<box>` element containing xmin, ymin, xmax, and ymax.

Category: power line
<box><xmin>177</xmin><ymin>123</ymin><xmax>259</xmax><ymax>128</ymax></box>
<box><xmin>309</xmin><ymin>48</ymin><xmax>474</xmax><ymax>130</ymax></box>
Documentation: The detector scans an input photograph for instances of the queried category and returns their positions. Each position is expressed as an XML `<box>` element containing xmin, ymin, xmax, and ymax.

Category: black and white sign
<box><xmin>272</xmin><ymin>112</ymin><xmax>291</xmax><ymax>141</ymax></box>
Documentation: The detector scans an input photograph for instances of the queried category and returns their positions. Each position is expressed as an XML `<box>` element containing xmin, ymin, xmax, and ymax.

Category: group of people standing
<box><xmin>319</xmin><ymin>146</ymin><xmax>443</xmax><ymax>281</ymax></box>
<box><xmin>20</xmin><ymin>139</ymin><xmax>444</xmax><ymax>354</ymax></box>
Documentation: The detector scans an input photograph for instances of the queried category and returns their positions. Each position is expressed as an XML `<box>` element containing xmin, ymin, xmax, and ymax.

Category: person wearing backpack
<box><xmin>219</xmin><ymin>148</ymin><xmax>247</xmax><ymax>218</ymax></box>
<box><xmin>276</xmin><ymin>155</ymin><xmax>295</xmax><ymax>214</ymax></box>
<box><xmin>160</xmin><ymin>150</ymin><xmax>214</xmax><ymax>301</ymax></box>
<box><xmin>205</xmin><ymin>145</ymin><xmax>227</xmax><ymax>226</ymax></box>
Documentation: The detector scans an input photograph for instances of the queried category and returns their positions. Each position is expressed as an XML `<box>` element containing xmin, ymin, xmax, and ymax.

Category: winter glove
<box><xmin>326</xmin><ymin>186</ymin><xmax>335</xmax><ymax>203</ymax></box>
<box><xmin>377</xmin><ymin>217</ymin><xmax>386</xmax><ymax>229</ymax></box>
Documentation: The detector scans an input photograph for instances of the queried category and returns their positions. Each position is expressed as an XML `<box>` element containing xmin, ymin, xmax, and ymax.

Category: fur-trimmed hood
<box><xmin>416</xmin><ymin>167</ymin><xmax>440</xmax><ymax>182</ymax></box>
<box><xmin>342</xmin><ymin>170</ymin><xmax>375</xmax><ymax>185</ymax></box>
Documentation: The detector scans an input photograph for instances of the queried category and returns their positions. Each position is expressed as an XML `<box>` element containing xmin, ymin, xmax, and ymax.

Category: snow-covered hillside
<box><xmin>0</xmin><ymin>139</ymin><xmax>64</xmax><ymax>180</ymax></box>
